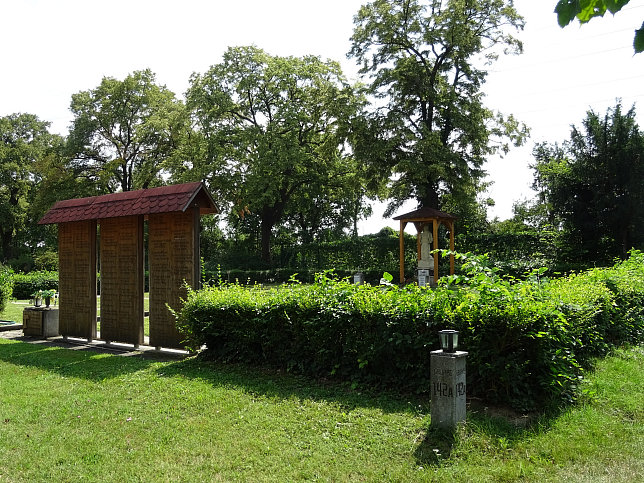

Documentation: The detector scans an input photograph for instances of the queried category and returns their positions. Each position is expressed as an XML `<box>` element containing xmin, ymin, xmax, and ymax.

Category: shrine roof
<box><xmin>392</xmin><ymin>206</ymin><xmax>457</xmax><ymax>222</ymax></box>
<box><xmin>38</xmin><ymin>182</ymin><xmax>218</xmax><ymax>225</ymax></box>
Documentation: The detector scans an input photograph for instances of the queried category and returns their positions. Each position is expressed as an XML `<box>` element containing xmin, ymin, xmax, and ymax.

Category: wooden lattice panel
<box><xmin>99</xmin><ymin>216</ymin><xmax>144</xmax><ymax>346</ymax></box>
<box><xmin>148</xmin><ymin>210</ymin><xmax>199</xmax><ymax>349</ymax></box>
<box><xmin>58</xmin><ymin>221</ymin><xmax>97</xmax><ymax>339</ymax></box>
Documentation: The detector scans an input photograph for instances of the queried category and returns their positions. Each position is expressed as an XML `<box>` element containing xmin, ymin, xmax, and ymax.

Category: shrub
<box><xmin>34</xmin><ymin>250</ymin><xmax>59</xmax><ymax>271</ymax></box>
<box><xmin>177</xmin><ymin>251</ymin><xmax>644</xmax><ymax>412</ymax></box>
<box><xmin>0</xmin><ymin>266</ymin><xmax>14</xmax><ymax>312</ymax></box>
<box><xmin>11</xmin><ymin>271</ymin><xmax>59</xmax><ymax>300</ymax></box>
<box><xmin>178</xmin><ymin>273</ymin><xmax>446</xmax><ymax>388</ymax></box>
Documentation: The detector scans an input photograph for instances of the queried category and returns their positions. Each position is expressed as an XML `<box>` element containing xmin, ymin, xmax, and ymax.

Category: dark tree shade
<box><xmin>532</xmin><ymin>102</ymin><xmax>644</xmax><ymax>262</ymax></box>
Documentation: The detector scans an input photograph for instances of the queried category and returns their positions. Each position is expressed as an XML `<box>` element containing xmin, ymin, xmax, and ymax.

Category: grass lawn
<box><xmin>0</xmin><ymin>299</ymin><xmax>26</xmax><ymax>324</ymax></box>
<box><xmin>0</xmin><ymin>335</ymin><xmax>642</xmax><ymax>481</ymax></box>
<box><xmin>1</xmin><ymin>296</ymin><xmax>151</xmax><ymax>336</ymax></box>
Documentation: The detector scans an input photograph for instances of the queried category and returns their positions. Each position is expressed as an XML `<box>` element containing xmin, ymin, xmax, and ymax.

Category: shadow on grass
<box><xmin>0</xmin><ymin>338</ymin><xmax>157</xmax><ymax>381</ymax></box>
<box><xmin>154</xmin><ymin>355</ymin><xmax>430</xmax><ymax>416</ymax></box>
<box><xmin>0</xmin><ymin>337</ymin><xmax>559</xmax><ymax>468</ymax></box>
<box><xmin>413</xmin><ymin>403</ymin><xmax>557</xmax><ymax>467</ymax></box>
<box><xmin>0</xmin><ymin>337</ymin><xmax>427</xmax><ymax>415</ymax></box>
<box><xmin>414</xmin><ymin>426</ymin><xmax>458</xmax><ymax>466</ymax></box>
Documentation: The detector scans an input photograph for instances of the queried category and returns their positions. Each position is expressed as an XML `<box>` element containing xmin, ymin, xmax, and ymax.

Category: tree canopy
<box><xmin>0</xmin><ymin>113</ymin><xmax>60</xmax><ymax>263</ymax></box>
<box><xmin>186</xmin><ymin>46</ymin><xmax>368</xmax><ymax>261</ymax></box>
<box><xmin>555</xmin><ymin>0</ymin><xmax>643</xmax><ymax>53</ymax></box>
<box><xmin>349</xmin><ymin>0</ymin><xmax>528</xmax><ymax>219</ymax></box>
<box><xmin>532</xmin><ymin>102</ymin><xmax>644</xmax><ymax>262</ymax></box>
<box><xmin>67</xmin><ymin>69</ymin><xmax>188</xmax><ymax>192</ymax></box>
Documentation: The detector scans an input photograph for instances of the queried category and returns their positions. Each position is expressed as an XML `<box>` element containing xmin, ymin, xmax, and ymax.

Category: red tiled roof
<box><xmin>392</xmin><ymin>206</ymin><xmax>456</xmax><ymax>221</ymax></box>
<box><xmin>38</xmin><ymin>182</ymin><xmax>218</xmax><ymax>225</ymax></box>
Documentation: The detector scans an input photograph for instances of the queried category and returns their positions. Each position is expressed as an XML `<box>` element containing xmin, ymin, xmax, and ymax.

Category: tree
<box><xmin>555</xmin><ymin>0</ymin><xmax>643</xmax><ymax>53</ymax></box>
<box><xmin>0</xmin><ymin>113</ymin><xmax>60</xmax><ymax>263</ymax></box>
<box><xmin>349</xmin><ymin>0</ymin><xmax>528</xmax><ymax>221</ymax></box>
<box><xmin>532</xmin><ymin>102</ymin><xmax>644</xmax><ymax>262</ymax></box>
<box><xmin>185</xmin><ymin>46</ymin><xmax>368</xmax><ymax>262</ymax></box>
<box><xmin>67</xmin><ymin>69</ymin><xmax>188</xmax><ymax>192</ymax></box>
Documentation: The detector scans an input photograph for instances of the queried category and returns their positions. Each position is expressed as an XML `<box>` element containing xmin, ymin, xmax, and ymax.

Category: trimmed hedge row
<box><xmin>203</xmin><ymin>268</ymin><xmax>390</xmax><ymax>286</ymax></box>
<box><xmin>11</xmin><ymin>271</ymin><xmax>59</xmax><ymax>300</ymax></box>
<box><xmin>176</xmin><ymin>251</ymin><xmax>644</xmax><ymax>411</ymax></box>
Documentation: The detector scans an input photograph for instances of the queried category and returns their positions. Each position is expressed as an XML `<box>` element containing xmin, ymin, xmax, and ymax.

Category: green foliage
<box><xmin>348</xmin><ymin>0</ymin><xmax>528</xmax><ymax>215</ymax></box>
<box><xmin>178</xmin><ymin>272</ymin><xmax>444</xmax><ymax>388</ymax></box>
<box><xmin>458</xmin><ymin>229</ymin><xmax>586</xmax><ymax>276</ymax></box>
<box><xmin>0</xmin><ymin>113</ymin><xmax>60</xmax><ymax>263</ymax></box>
<box><xmin>555</xmin><ymin>0</ymin><xmax>643</xmax><ymax>53</ymax></box>
<box><xmin>178</xmin><ymin>251</ymin><xmax>644</xmax><ymax>412</ymax></box>
<box><xmin>0</xmin><ymin>265</ymin><xmax>14</xmax><ymax>312</ymax></box>
<box><xmin>33</xmin><ymin>249</ymin><xmax>59</xmax><ymax>271</ymax></box>
<box><xmin>11</xmin><ymin>270</ymin><xmax>58</xmax><ymax>300</ymax></box>
<box><xmin>186</xmin><ymin>46</ymin><xmax>368</xmax><ymax>261</ymax></box>
<box><xmin>531</xmin><ymin>102</ymin><xmax>644</xmax><ymax>264</ymax></box>
<box><xmin>201</xmin><ymin>229</ymin><xmax>421</xmax><ymax>282</ymax></box>
<box><xmin>67</xmin><ymin>69</ymin><xmax>187</xmax><ymax>193</ymax></box>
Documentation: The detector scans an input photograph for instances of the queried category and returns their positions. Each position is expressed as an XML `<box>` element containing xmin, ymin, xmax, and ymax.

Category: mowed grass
<box><xmin>0</xmin><ymin>336</ymin><xmax>642</xmax><ymax>482</ymax></box>
<box><xmin>1</xmin><ymin>296</ymin><xmax>151</xmax><ymax>336</ymax></box>
<box><xmin>0</xmin><ymin>300</ymin><xmax>25</xmax><ymax>324</ymax></box>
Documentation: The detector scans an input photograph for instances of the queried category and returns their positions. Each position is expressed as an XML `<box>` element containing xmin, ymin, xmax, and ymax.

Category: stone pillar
<box><xmin>23</xmin><ymin>307</ymin><xmax>60</xmax><ymax>338</ymax></box>
<box><xmin>354</xmin><ymin>272</ymin><xmax>365</xmax><ymax>285</ymax></box>
<box><xmin>430</xmin><ymin>350</ymin><xmax>468</xmax><ymax>429</ymax></box>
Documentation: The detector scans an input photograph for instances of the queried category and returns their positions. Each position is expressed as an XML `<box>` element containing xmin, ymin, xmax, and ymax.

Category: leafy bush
<box><xmin>34</xmin><ymin>250</ymin><xmax>59</xmax><ymax>271</ymax></box>
<box><xmin>0</xmin><ymin>265</ymin><xmax>14</xmax><ymax>312</ymax></box>
<box><xmin>178</xmin><ymin>273</ymin><xmax>445</xmax><ymax>387</ymax></box>
<box><xmin>177</xmin><ymin>251</ymin><xmax>644</xmax><ymax>412</ymax></box>
<box><xmin>11</xmin><ymin>271</ymin><xmax>59</xmax><ymax>300</ymax></box>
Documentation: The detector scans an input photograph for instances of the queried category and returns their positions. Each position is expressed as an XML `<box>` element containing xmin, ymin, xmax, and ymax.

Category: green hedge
<box><xmin>203</xmin><ymin>268</ymin><xmax>392</xmax><ymax>286</ymax></box>
<box><xmin>11</xmin><ymin>271</ymin><xmax>59</xmax><ymax>300</ymax></box>
<box><xmin>177</xmin><ymin>251</ymin><xmax>644</xmax><ymax>411</ymax></box>
<box><xmin>202</xmin><ymin>229</ymin><xmax>422</xmax><ymax>274</ymax></box>
<box><xmin>0</xmin><ymin>266</ymin><xmax>14</xmax><ymax>312</ymax></box>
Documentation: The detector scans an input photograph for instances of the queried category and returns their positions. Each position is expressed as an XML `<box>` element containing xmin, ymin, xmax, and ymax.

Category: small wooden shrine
<box><xmin>393</xmin><ymin>207</ymin><xmax>456</xmax><ymax>284</ymax></box>
<box><xmin>38</xmin><ymin>182</ymin><xmax>217</xmax><ymax>350</ymax></box>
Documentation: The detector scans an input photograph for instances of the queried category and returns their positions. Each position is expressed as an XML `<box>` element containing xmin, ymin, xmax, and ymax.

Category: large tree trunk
<box><xmin>258</xmin><ymin>193</ymin><xmax>288</xmax><ymax>263</ymax></box>
<box><xmin>260</xmin><ymin>215</ymin><xmax>273</xmax><ymax>263</ymax></box>
<box><xmin>419</xmin><ymin>183</ymin><xmax>440</xmax><ymax>210</ymax></box>
<box><xmin>1</xmin><ymin>230</ymin><xmax>13</xmax><ymax>262</ymax></box>
<box><xmin>619</xmin><ymin>224</ymin><xmax>630</xmax><ymax>260</ymax></box>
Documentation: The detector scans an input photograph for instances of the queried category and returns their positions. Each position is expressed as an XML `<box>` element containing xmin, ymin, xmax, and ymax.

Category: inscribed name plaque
<box><xmin>430</xmin><ymin>350</ymin><xmax>468</xmax><ymax>429</ymax></box>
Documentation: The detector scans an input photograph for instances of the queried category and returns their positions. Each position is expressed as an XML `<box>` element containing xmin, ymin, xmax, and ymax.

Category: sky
<box><xmin>1</xmin><ymin>0</ymin><xmax>643</xmax><ymax>234</ymax></box>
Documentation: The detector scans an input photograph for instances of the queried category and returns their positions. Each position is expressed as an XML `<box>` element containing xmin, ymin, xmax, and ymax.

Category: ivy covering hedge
<box><xmin>176</xmin><ymin>251</ymin><xmax>644</xmax><ymax>411</ymax></box>
<box><xmin>11</xmin><ymin>271</ymin><xmax>59</xmax><ymax>300</ymax></box>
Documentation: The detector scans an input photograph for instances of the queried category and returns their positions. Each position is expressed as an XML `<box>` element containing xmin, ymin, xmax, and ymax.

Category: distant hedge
<box><xmin>11</xmin><ymin>271</ymin><xmax>59</xmax><ymax>300</ymax></box>
<box><xmin>177</xmin><ymin>251</ymin><xmax>644</xmax><ymax>412</ymax></box>
<box><xmin>203</xmin><ymin>268</ymin><xmax>391</xmax><ymax>286</ymax></box>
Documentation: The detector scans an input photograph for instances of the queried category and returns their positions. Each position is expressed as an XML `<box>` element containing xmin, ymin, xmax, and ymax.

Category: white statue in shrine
<box><xmin>418</xmin><ymin>224</ymin><xmax>434</xmax><ymax>270</ymax></box>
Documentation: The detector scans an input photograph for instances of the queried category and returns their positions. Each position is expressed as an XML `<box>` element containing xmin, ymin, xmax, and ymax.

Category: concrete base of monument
<box><xmin>430</xmin><ymin>350</ymin><xmax>468</xmax><ymax>430</ymax></box>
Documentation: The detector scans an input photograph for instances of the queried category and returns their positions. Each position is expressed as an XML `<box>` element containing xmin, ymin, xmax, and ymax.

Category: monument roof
<box><xmin>38</xmin><ymin>182</ymin><xmax>218</xmax><ymax>225</ymax></box>
<box><xmin>392</xmin><ymin>206</ymin><xmax>457</xmax><ymax>221</ymax></box>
